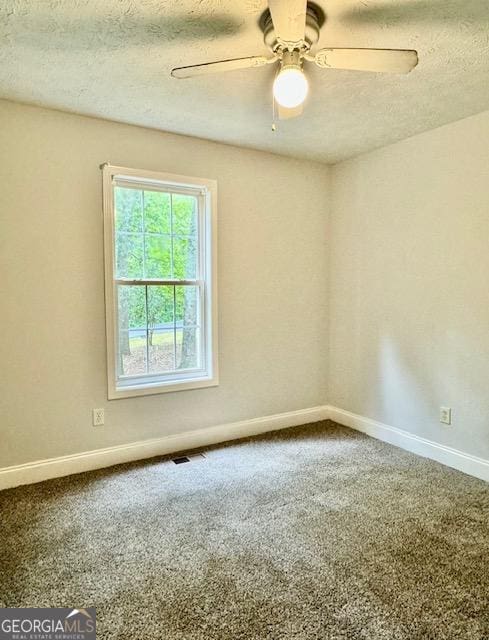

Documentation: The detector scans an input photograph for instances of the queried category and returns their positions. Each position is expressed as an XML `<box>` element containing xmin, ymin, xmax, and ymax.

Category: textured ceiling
<box><xmin>1</xmin><ymin>0</ymin><xmax>488</xmax><ymax>163</ymax></box>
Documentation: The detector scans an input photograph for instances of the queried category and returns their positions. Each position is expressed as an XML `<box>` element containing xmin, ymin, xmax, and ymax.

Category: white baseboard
<box><xmin>0</xmin><ymin>405</ymin><xmax>329</xmax><ymax>490</ymax></box>
<box><xmin>2</xmin><ymin>404</ymin><xmax>487</xmax><ymax>490</ymax></box>
<box><xmin>328</xmin><ymin>406</ymin><xmax>489</xmax><ymax>483</ymax></box>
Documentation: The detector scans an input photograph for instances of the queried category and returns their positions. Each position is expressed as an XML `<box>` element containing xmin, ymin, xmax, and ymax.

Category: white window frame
<box><xmin>102</xmin><ymin>164</ymin><xmax>218</xmax><ymax>399</ymax></box>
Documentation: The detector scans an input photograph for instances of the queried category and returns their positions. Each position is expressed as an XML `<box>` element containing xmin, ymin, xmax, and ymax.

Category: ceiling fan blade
<box><xmin>278</xmin><ymin>103</ymin><xmax>303</xmax><ymax>120</ymax></box>
<box><xmin>171</xmin><ymin>55</ymin><xmax>276</xmax><ymax>79</ymax></box>
<box><xmin>268</xmin><ymin>0</ymin><xmax>307</xmax><ymax>44</ymax></box>
<box><xmin>314</xmin><ymin>48</ymin><xmax>418</xmax><ymax>74</ymax></box>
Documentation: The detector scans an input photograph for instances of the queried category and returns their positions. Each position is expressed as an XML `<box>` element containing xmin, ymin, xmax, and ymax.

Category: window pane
<box><xmin>173</xmin><ymin>237</ymin><xmax>197</xmax><ymax>279</ymax></box>
<box><xmin>148</xmin><ymin>285</ymin><xmax>175</xmax><ymax>373</ymax></box>
<box><xmin>144</xmin><ymin>191</ymin><xmax>171</xmax><ymax>234</ymax></box>
<box><xmin>145</xmin><ymin>235</ymin><xmax>172</xmax><ymax>279</ymax></box>
<box><xmin>176</xmin><ymin>327</ymin><xmax>200</xmax><ymax>370</ymax></box>
<box><xmin>172</xmin><ymin>194</ymin><xmax>197</xmax><ymax>236</ymax></box>
<box><xmin>107</xmin><ymin>170</ymin><xmax>215</xmax><ymax>396</ymax></box>
<box><xmin>116</xmin><ymin>233</ymin><xmax>143</xmax><ymax>279</ymax></box>
<box><xmin>115</xmin><ymin>187</ymin><xmax>143</xmax><ymax>233</ymax></box>
<box><xmin>118</xmin><ymin>285</ymin><xmax>147</xmax><ymax>376</ymax></box>
<box><xmin>175</xmin><ymin>285</ymin><xmax>199</xmax><ymax>328</ymax></box>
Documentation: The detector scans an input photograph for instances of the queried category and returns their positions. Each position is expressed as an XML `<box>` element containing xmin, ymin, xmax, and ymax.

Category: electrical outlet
<box><xmin>92</xmin><ymin>408</ymin><xmax>105</xmax><ymax>426</ymax></box>
<box><xmin>440</xmin><ymin>406</ymin><xmax>452</xmax><ymax>425</ymax></box>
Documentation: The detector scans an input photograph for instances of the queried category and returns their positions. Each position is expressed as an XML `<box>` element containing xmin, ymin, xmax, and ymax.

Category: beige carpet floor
<box><xmin>1</xmin><ymin>420</ymin><xmax>488</xmax><ymax>639</ymax></box>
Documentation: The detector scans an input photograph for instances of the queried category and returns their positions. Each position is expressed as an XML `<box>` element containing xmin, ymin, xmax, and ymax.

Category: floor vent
<box><xmin>172</xmin><ymin>453</ymin><xmax>206</xmax><ymax>465</ymax></box>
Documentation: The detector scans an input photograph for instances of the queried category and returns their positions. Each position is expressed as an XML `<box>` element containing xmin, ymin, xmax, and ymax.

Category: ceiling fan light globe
<box><xmin>273</xmin><ymin>67</ymin><xmax>308</xmax><ymax>108</ymax></box>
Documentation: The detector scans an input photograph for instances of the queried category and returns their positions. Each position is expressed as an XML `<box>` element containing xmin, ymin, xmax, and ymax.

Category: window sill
<box><xmin>108</xmin><ymin>374</ymin><xmax>219</xmax><ymax>400</ymax></box>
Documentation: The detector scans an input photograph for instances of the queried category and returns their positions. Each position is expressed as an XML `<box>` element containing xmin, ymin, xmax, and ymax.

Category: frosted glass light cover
<box><xmin>273</xmin><ymin>68</ymin><xmax>308</xmax><ymax>108</ymax></box>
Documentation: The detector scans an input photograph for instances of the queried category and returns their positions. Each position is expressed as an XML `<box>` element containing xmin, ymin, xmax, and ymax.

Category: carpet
<box><xmin>1</xmin><ymin>420</ymin><xmax>488</xmax><ymax>639</ymax></box>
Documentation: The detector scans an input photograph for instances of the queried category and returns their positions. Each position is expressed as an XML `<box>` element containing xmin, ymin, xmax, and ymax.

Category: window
<box><xmin>102</xmin><ymin>164</ymin><xmax>217</xmax><ymax>399</ymax></box>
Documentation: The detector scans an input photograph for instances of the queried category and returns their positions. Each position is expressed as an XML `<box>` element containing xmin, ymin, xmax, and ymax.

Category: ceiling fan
<box><xmin>170</xmin><ymin>0</ymin><xmax>418</xmax><ymax>120</ymax></box>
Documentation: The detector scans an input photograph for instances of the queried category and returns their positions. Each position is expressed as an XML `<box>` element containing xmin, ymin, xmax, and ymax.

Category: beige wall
<box><xmin>0</xmin><ymin>100</ymin><xmax>330</xmax><ymax>467</ymax></box>
<box><xmin>3</xmin><ymin>98</ymin><xmax>488</xmax><ymax>470</ymax></box>
<box><xmin>329</xmin><ymin>110</ymin><xmax>489</xmax><ymax>459</ymax></box>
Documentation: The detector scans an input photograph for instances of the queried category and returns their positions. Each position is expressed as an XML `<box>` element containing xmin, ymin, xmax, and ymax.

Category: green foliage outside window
<box><xmin>115</xmin><ymin>187</ymin><xmax>199</xmax><ymax>368</ymax></box>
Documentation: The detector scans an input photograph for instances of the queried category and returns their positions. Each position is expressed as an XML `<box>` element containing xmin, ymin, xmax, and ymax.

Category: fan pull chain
<box><xmin>271</xmin><ymin>94</ymin><xmax>277</xmax><ymax>131</ymax></box>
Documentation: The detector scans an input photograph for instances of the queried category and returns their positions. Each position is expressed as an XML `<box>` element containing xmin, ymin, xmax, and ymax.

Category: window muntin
<box><xmin>103</xmin><ymin>166</ymin><xmax>217</xmax><ymax>398</ymax></box>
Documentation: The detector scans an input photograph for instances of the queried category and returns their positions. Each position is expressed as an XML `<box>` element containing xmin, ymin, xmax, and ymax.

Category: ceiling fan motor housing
<box><xmin>262</xmin><ymin>4</ymin><xmax>321</xmax><ymax>53</ymax></box>
<box><xmin>280</xmin><ymin>49</ymin><xmax>303</xmax><ymax>71</ymax></box>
